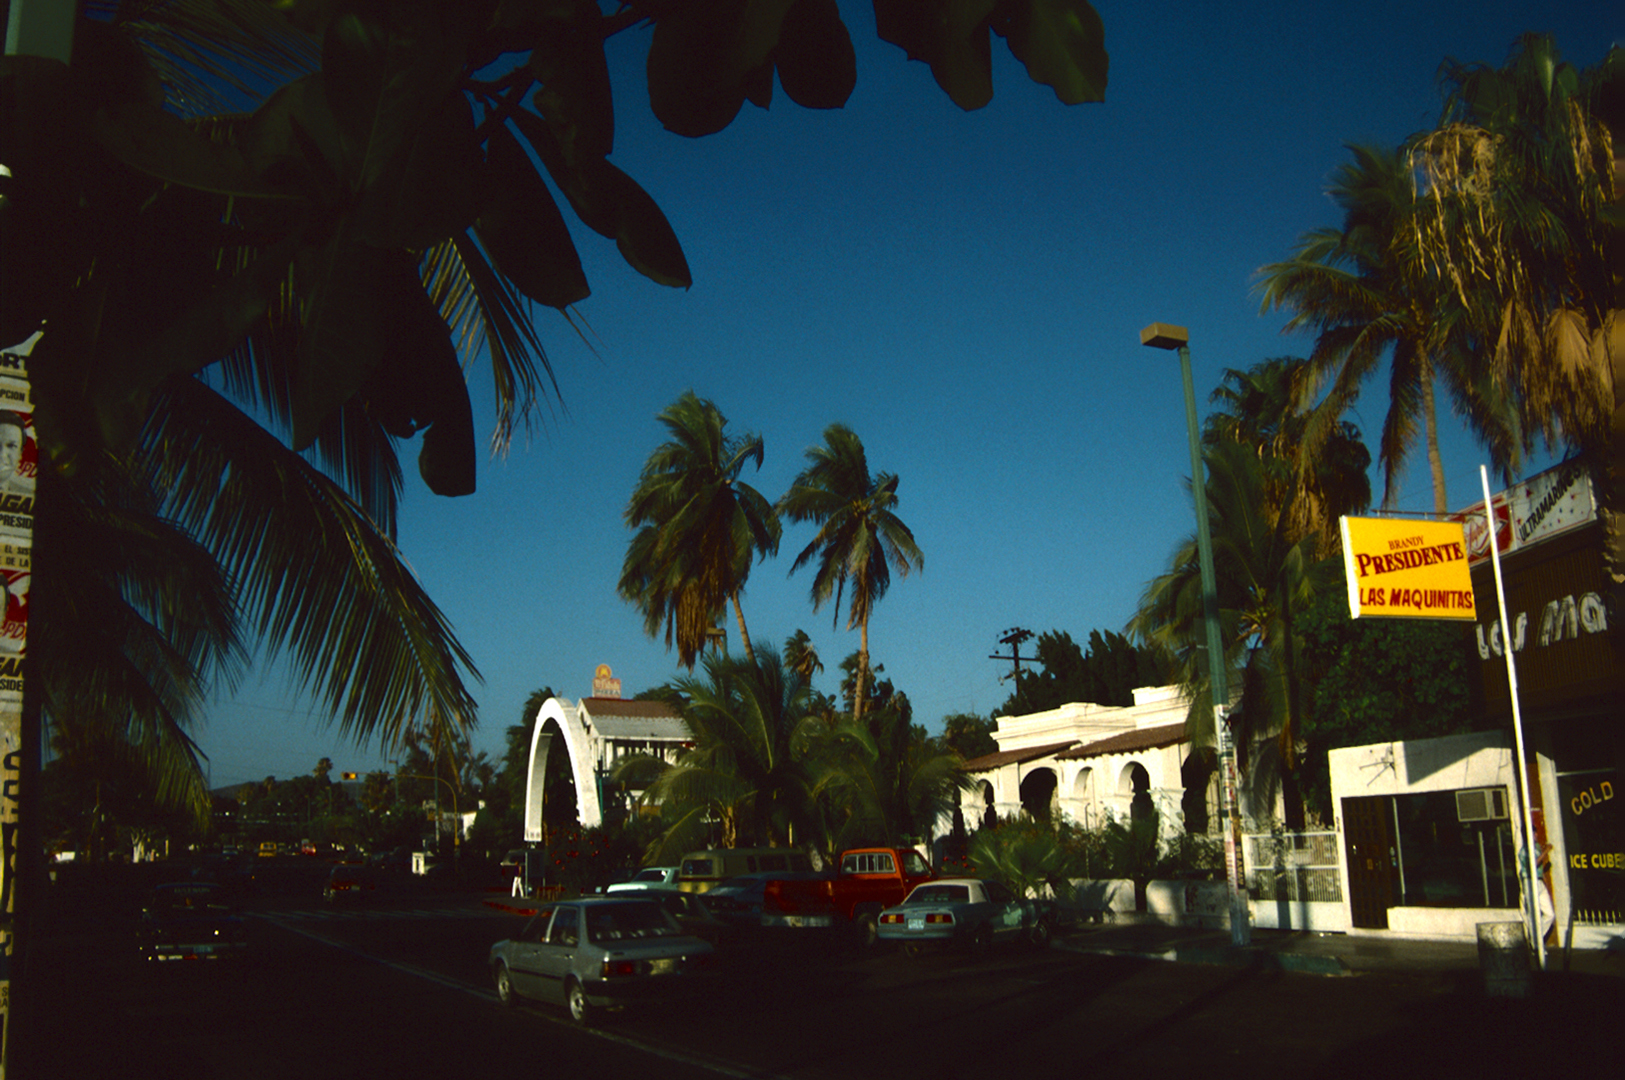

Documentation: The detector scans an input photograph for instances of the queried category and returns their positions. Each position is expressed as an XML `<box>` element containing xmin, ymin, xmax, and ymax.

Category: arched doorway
<box><xmin>1118</xmin><ymin>761</ymin><xmax>1153</xmax><ymax>822</ymax></box>
<box><xmin>1181</xmin><ymin>748</ymin><xmax>1216</xmax><ymax>833</ymax></box>
<box><xmin>979</xmin><ymin>779</ymin><xmax>996</xmax><ymax>830</ymax></box>
<box><xmin>1071</xmin><ymin>767</ymin><xmax>1096</xmax><ymax>828</ymax></box>
<box><xmin>1020</xmin><ymin>767</ymin><xmax>1058</xmax><ymax>821</ymax></box>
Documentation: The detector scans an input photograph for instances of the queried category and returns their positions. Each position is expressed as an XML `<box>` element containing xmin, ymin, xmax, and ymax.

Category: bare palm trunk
<box><xmin>1421</xmin><ymin>363</ymin><xmax>1449</xmax><ymax>515</ymax></box>
<box><xmin>731</xmin><ymin>592</ymin><xmax>753</xmax><ymax>660</ymax></box>
<box><xmin>854</xmin><ymin>618</ymin><xmax>870</xmax><ymax>722</ymax></box>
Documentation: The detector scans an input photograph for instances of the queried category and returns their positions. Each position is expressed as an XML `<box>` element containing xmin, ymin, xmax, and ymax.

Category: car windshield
<box><xmin>906</xmin><ymin>884</ymin><xmax>970</xmax><ymax>905</ymax></box>
<box><xmin>631</xmin><ymin>869</ymin><xmax>668</xmax><ymax>882</ymax></box>
<box><xmin>584</xmin><ymin>903</ymin><xmax>682</xmax><ymax>943</ymax></box>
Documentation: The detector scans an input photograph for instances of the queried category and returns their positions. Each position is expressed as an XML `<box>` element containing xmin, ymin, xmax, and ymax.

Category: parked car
<box><xmin>876</xmin><ymin>878</ymin><xmax>1055</xmax><ymax>956</ymax></box>
<box><xmin>760</xmin><ymin>847</ymin><xmax>935</xmax><ymax>945</ymax></box>
<box><xmin>489</xmin><ymin>897</ymin><xmax>716</xmax><ymax>1025</ymax></box>
<box><xmin>323</xmin><ymin>862</ymin><xmax>378</xmax><ymax>902</ymax></box>
<box><xmin>676</xmin><ymin>848</ymin><xmax>815</xmax><ymax>893</ymax></box>
<box><xmin>137</xmin><ymin>882</ymin><xmax>250</xmax><ymax>962</ymax></box>
<box><xmin>605</xmin><ymin>866</ymin><xmax>680</xmax><ymax>893</ymax></box>
<box><xmin>644</xmin><ymin>890</ymin><xmax>731</xmax><ymax>948</ymax></box>
<box><xmin>700</xmin><ymin>872</ymin><xmax>830</xmax><ymax>926</ymax></box>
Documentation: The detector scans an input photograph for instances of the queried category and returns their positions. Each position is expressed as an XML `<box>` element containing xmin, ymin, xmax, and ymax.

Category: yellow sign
<box><xmin>1340</xmin><ymin>516</ymin><xmax>1477</xmax><ymax>620</ymax></box>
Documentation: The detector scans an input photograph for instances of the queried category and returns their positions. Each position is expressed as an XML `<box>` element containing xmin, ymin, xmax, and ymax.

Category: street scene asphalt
<box><xmin>16</xmin><ymin>869</ymin><xmax>1625</xmax><ymax>1080</ymax></box>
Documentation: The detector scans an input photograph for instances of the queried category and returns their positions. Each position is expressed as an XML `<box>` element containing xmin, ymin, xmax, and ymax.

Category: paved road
<box><xmin>17</xmin><ymin>883</ymin><xmax>1625</xmax><ymax>1079</ymax></box>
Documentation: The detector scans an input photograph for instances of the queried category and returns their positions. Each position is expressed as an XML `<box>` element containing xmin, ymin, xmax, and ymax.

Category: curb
<box><xmin>1055</xmin><ymin>936</ymin><xmax>1351</xmax><ymax>977</ymax></box>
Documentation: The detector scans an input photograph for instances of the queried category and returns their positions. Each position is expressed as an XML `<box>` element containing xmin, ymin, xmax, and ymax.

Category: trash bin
<box><xmin>1477</xmin><ymin>921</ymin><xmax>1531</xmax><ymax>998</ymax></box>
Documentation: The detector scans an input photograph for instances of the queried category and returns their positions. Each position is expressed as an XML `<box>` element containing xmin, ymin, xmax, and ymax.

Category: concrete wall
<box><xmin>1068</xmin><ymin>878</ymin><xmax>1350</xmax><ymax>932</ymax></box>
<box><xmin>1387</xmin><ymin>906</ymin><xmax>1522</xmax><ymax>938</ymax></box>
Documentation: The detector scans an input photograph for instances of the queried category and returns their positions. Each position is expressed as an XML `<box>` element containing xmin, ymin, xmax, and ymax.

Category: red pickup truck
<box><xmin>760</xmin><ymin>847</ymin><xmax>935</xmax><ymax>946</ymax></box>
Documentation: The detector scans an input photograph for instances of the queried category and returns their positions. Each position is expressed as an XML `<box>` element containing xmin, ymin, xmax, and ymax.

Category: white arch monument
<box><xmin>522</xmin><ymin>675</ymin><xmax>690</xmax><ymax>840</ymax></box>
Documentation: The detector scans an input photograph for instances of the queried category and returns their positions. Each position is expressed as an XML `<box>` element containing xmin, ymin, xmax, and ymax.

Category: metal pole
<box><xmin>1174</xmin><ymin>340</ymin><xmax>1250</xmax><ymax>948</ymax></box>
<box><xmin>1479</xmin><ymin>465</ymin><xmax>1545</xmax><ymax>968</ymax></box>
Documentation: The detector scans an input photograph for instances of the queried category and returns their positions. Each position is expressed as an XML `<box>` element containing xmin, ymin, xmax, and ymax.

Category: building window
<box><xmin>1557</xmin><ymin>767</ymin><xmax>1621</xmax><ymax>926</ymax></box>
<box><xmin>1390</xmin><ymin>788</ymin><xmax>1517</xmax><ymax>909</ymax></box>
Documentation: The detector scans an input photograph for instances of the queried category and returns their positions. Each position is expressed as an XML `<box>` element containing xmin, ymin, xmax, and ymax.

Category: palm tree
<box><xmin>616</xmin><ymin>643</ymin><xmax>819</xmax><ymax>862</ymax></box>
<box><xmin>619</xmin><ymin>391</ymin><xmax>781</xmax><ymax>668</ymax></box>
<box><xmin>1413</xmin><ymin>33</ymin><xmax>1623</xmax><ymax>580</ymax></box>
<box><xmin>1205</xmin><ymin>357</ymin><xmax>1372</xmax><ymax>546</ymax></box>
<box><xmin>778</xmin><ymin>424</ymin><xmax>923</xmax><ymax>721</ymax></box>
<box><xmin>1256</xmin><ymin>144</ymin><xmax>1508</xmax><ymax>514</ymax></box>
<box><xmin>33</xmin><ymin>448</ymin><xmax>243</xmax><ymax>824</ymax></box>
<box><xmin>796</xmin><ymin>691</ymin><xmax>971</xmax><ymax>857</ymax></box>
<box><xmin>1128</xmin><ymin>437</ymin><xmax>1343</xmax><ymax>817</ymax></box>
<box><xmin>783</xmin><ymin>629</ymin><xmax>824</xmax><ymax>681</ymax></box>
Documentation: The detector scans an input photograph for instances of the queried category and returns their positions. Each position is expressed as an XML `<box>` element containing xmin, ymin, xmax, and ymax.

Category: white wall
<box><xmin>1328</xmin><ymin>731</ymin><xmax>1525</xmax><ymax>941</ymax></box>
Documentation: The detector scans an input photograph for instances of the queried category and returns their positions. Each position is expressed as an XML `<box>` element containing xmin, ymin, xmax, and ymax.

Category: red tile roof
<box><xmin>960</xmin><ymin>740</ymin><xmax>1080</xmax><ymax>773</ymax></box>
<box><xmin>581</xmin><ymin>698</ymin><xmax>680</xmax><ymax>719</ymax></box>
<box><xmin>1055</xmin><ymin>722</ymin><xmax>1187</xmax><ymax>760</ymax></box>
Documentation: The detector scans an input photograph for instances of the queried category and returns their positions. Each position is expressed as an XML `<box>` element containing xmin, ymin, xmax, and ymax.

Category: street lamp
<box><xmin>1140</xmin><ymin>322</ymin><xmax>1251</xmax><ymax>948</ymax></box>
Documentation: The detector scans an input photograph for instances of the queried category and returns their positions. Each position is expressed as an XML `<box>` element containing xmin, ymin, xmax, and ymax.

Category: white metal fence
<box><xmin>1243</xmin><ymin>829</ymin><xmax>1342</xmax><ymax>903</ymax></box>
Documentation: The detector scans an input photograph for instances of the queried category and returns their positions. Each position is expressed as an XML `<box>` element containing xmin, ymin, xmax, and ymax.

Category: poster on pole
<box><xmin>1340</xmin><ymin>516</ymin><xmax>1477</xmax><ymax>621</ymax></box>
<box><xmin>0</xmin><ymin>331</ymin><xmax>37</xmax><ymax>1070</ymax></box>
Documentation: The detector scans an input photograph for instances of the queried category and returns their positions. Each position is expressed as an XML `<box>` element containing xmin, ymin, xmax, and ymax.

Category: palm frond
<box><xmin>140</xmin><ymin>378</ymin><xmax>480</xmax><ymax>750</ymax></box>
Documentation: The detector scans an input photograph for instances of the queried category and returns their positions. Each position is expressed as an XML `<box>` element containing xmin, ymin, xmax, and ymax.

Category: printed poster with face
<box><xmin>0</xmin><ymin>333</ymin><xmax>37</xmax><ymax>541</ymax></box>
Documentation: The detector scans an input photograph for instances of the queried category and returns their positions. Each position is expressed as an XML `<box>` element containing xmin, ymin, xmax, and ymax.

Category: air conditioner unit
<box><xmin>1456</xmin><ymin>787</ymin><xmax>1509</xmax><ymax>823</ymax></box>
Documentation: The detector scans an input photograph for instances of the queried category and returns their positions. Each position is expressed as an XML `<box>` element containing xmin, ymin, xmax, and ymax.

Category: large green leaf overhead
<box><xmin>0</xmin><ymin>0</ymin><xmax>1109</xmax><ymax>762</ymax></box>
<box><xmin>875</xmin><ymin>0</ymin><xmax>1108</xmax><ymax>110</ymax></box>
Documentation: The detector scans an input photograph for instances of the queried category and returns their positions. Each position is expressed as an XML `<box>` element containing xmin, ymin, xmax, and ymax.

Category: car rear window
<box><xmin>842</xmin><ymin>852</ymin><xmax>897</xmax><ymax>875</ymax></box>
<box><xmin>907</xmin><ymin>884</ymin><xmax>970</xmax><ymax>904</ymax></box>
<box><xmin>585</xmin><ymin>903</ymin><xmax>681</xmax><ymax>943</ymax></box>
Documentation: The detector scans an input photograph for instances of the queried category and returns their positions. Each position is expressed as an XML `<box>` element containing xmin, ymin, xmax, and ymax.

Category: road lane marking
<box><xmin>258</xmin><ymin>913</ymin><xmax>793</xmax><ymax>1080</ymax></box>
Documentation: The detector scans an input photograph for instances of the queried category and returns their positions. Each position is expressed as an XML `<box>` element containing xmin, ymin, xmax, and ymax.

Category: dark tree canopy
<box><xmin>997</xmin><ymin>628</ymin><xmax>1168</xmax><ymax>715</ymax></box>
<box><xmin>1290</xmin><ymin>592</ymin><xmax>1482</xmax><ymax>822</ymax></box>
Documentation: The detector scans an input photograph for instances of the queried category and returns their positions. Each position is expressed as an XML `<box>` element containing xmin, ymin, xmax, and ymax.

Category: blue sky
<box><xmin>202</xmin><ymin>1</ymin><xmax>1621</xmax><ymax>789</ymax></box>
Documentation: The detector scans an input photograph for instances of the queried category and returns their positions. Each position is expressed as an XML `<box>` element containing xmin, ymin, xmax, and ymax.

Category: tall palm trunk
<box><xmin>730</xmin><ymin>591</ymin><xmax>753</xmax><ymax>659</ymax></box>
<box><xmin>855</xmin><ymin>617</ymin><xmax>870</xmax><ymax>722</ymax></box>
<box><xmin>1420</xmin><ymin>360</ymin><xmax>1449</xmax><ymax>515</ymax></box>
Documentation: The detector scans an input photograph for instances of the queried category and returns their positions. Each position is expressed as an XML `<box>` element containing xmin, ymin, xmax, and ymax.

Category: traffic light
<box><xmin>342</xmin><ymin>771</ymin><xmax>358</xmax><ymax>780</ymax></box>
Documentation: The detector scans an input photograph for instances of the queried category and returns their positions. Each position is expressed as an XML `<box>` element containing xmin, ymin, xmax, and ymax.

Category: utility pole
<box><xmin>988</xmin><ymin>627</ymin><xmax>1038</xmax><ymax>683</ymax></box>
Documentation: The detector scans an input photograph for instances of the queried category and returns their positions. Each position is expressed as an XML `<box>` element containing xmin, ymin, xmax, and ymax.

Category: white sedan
<box><xmin>876</xmin><ymin>878</ymin><xmax>1054</xmax><ymax>955</ymax></box>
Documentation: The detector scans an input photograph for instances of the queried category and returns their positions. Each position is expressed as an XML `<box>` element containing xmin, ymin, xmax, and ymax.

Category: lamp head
<box><xmin>1139</xmin><ymin>322</ymin><xmax>1189</xmax><ymax>350</ymax></box>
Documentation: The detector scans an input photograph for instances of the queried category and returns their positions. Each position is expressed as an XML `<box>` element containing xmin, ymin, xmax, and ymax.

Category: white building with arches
<box><xmin>955</xmin><ymin>685</ymin><xmax>1225</xmax><ymax>841</ymax></box>
<box><xmin>521</xmin><ymin>687</ymin><xmax>691</xmax><ymax>841</ymax></box>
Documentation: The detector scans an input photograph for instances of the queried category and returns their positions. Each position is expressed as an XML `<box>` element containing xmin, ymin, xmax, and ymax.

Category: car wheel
<box><xmin>1029</xmin><ymin>917</ymin><xmax>1053</xmax><ymax>948</ymax></box>
<box><xmin>854</xmin><ymin>911</ymin><xmax>879</xmax><ymax>950</ymax></box>
<box><xmin>566</xmin><ymin>978</ymin><xmax>595</xmax><ymax>1026</ymax></box>
<box><xmin>494</xmin><ymin>963</ymin><xmax>516</xmax><ymax>1007</ymax></box>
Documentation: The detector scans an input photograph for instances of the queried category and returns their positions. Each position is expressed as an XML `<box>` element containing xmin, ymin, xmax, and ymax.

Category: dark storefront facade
<box><xmin>1467</xmin><ymin>472</ymin><xmax>1623</xmax><ymax>950</ymax></box>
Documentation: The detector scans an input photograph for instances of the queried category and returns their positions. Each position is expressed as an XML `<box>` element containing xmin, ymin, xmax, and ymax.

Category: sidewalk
<box><xmin>1054</xmin><ymin>914</ymin><xmax>1625</xmax><ymax>980</ymax></box>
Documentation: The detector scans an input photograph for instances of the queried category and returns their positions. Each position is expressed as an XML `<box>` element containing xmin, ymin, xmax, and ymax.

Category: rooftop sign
<box><xmin>592</xmin><ymin>663</ymin><xmax>622</xmax><ymax>699</ymax></box>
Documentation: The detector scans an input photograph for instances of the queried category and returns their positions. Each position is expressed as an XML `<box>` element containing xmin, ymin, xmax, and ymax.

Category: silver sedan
<box><xmin>489</xmin><ymin>897</ymin><xmax>716</xmax><ymax>1025</ymax></box>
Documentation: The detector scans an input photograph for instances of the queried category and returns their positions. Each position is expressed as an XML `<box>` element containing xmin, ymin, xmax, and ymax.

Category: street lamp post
<box><xmin>1140</xmin><ymin>322</ymin><xmax>1251</xmax><ymax>948</ymax></box>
